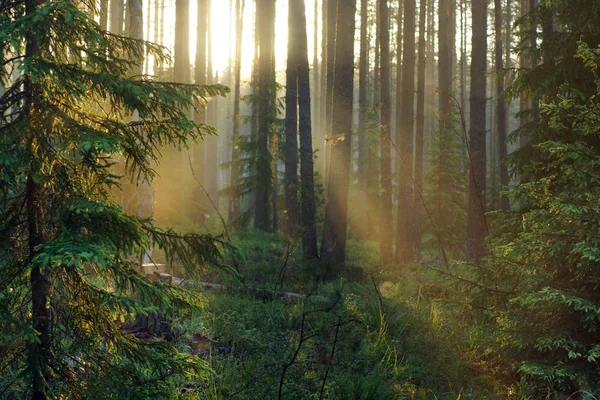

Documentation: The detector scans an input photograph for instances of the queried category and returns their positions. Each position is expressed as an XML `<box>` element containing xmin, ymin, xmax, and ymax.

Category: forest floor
<box><xmin>158</xmin><ymin>230</ymin><xmax>507</xmax><ymax>399</ymax></box>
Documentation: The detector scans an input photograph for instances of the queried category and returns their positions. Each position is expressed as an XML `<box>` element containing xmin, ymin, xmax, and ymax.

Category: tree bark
<box><xmin>284</xmin><ymin>0</ymin><xmax>299</xmax><ymax>235</ymax></box>
<box><xmin>414</xmin><ymin>0</ymin><xmax>427</xmax><ymax>260</ymax></box>
<box><xmin>321</xmin><ymin>0</ymin><xmax>356</xmax><ymax>268</ymax></box>
<box><xmin>254</xmin><ymin>0</ymin><xmax>276</xmax><ymax>232</ymax></box>
<box><xmin>379</xmin><ymin>0</ymin><xmax>393</xmax><ymax>264</ymax></box>
<box><xmin>229</xmin><ymin>0</ymin><xmax>245</xmax><ymax>224</ymax></box>
<box><xmin>296</xmin><ymin>0</ymin><xmax>319</xmax><ymax>259</ymax></box>
<box><xmin>174</xmin><ymin>0</ymin><xmax>190</xmax><ymax>83</ymax></box>
<box><xmin>356</xmin><ymin>0</ymin><xmax>369</xmax><ymax>240</ymax></box>
<box><xmin>109</xmin><ymin>0</ymin><xmax>124</xmax><ymax>34</ymax></box>
<box><xmin>467</xmin><ymin>0</ymin><xmax>488</xmax><ymax>262</ymax></box>
<box><xmin>25</xmin><ymin>4</ymin><xmax>51</xmax><ymax>397</ymax></box>
<box><xmin>437</xmin><ymin>0</ymin><xmax>455</xmax><ymax>234</ymax></box>
<box><xmin>194</xmin><ymin>0</ymin><xmax>208</xmax><ymax>223</ymax></box>
<box><xmin>495</xmin><ymin>0</ymin><xmax>509</xmax><ymax>211</ymax></box>
<box><xmin>324</xmin><ymin>0</ymin><xmax>337</xmax><ymax>185</ymax></box>
<box><xmin>396</xmin><ymin>0</ymin><xmax>415</xmax><ymax>264</ymax></box>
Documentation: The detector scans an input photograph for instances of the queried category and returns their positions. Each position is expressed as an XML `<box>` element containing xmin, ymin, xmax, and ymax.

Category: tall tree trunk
<box><xmin>229</xmin><ymin>0</ymin><xmax>245</xmax><ymax>224</ymax></box>
<box><xmin>296</xmin><ymin>0</ymin><xmax>319</xmax><ymax>259</ymax></box>
<box><xmin>356</xmin><ymin>0</ymin><xmax>369</xmax><ymax>240</ymax></box>
<box><xmin>254</xmin><ymin>0</ymin><xmax>276</xmax><ymax>232</ymax></box>
<box><xmin>396</xmin><ymin>0</ymin><xmax>415</xmax><ymax>263</ymax></box>
<box><xmin>379</xmin><ymin>0</ymin><xmax>393</xmax><ymax>264</ymax></box>
<box><xmin>324</xmin><ymin>0</ymin><xmax>337</xmax><ymax>185</ymax></box>
<box><xmin>100</xmin><ymin>0</ymin><xmax>108</xmax><ymax>30</ymax></box>
<box><xmin>519</xmin><ymin>0</ymin><xmax>536</xmax><ymax>148</ymax></box>
<box><xmin>321</xmin><ymin>0</ymin><xmax>356</xmax><ymax>268</ymax></box>
<box><xmin>174</xmin><ymin>0</ymin><xmax>190</xmax><ymax>83</ymax></box>
<box><xmin>25</xmin><ymin>3</ymin><xmax>50</xmax><ymax>398</ymax></box>
<box><xmin>312</xmin><ymin>0</ymin><xmax>320</xmax><ymax>151</ymax></box>
<box><xmin>319</xmin><ymin>0</ymin><xmax>328</xmax><ymax>179</ymax></box>
<box><xmin>205</xmin><ymin>0</ymin><xmax>219</xmax><ymax>207</ymax></box>
<box><xmin>467</xmin><ymin>0</ymin><xmax>488</xmax><ymax>262</ymax></box>
<box><xmin>284</xmin><ymin>0</ymin><xmax>299</xmax><ymax>235</ymax></box>
<box><xmin>437</xmin><ymin>0</ymin><xmax>454</xmax><ymax>235</ymax></box>
<box><xmin>109</xmin><ymin>0</ymin><xmax>124</xmax><ymax>34</ymax></box>
<box><xmin>194</xmin><ymin>0</ymin><xmax>208</xmax><ymax>223</ymax></box>
<box><xmin>495</xmin><ymin>0</ymin><xmax>509</xmax><ymax>211</ymax></box>
<box><xmin>414</xmin><ymin>0</ymin><xmax>427</xmax><ymax>260</ymax></box>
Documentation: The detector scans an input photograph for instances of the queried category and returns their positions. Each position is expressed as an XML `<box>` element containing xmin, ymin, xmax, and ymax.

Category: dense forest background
<box><xmin>1</xmin><ymin>0</ymin><xmax>600</xmax><ymax>398</ymax></box>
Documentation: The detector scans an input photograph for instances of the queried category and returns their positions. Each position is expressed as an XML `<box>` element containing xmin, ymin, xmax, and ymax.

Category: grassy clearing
<box><xmin>167</xmin><ymin>231</ymin><xmax>503</xmax><ymax>399</ymax></box>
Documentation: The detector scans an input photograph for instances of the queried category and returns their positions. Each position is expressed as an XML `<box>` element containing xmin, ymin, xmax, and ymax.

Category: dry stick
<box><xmin>277</xmin><ymin>297</ymin><xmax>343</xmax><ymax>399</ymax></box>
<box><xmin>275</xmin><ymin>233</ymin><xmax>300</xmax><ymax>292</ymax></box>
<box><xmin>319</xmin><ymin>318</ymin><xmax>341</xmax><ymax>400</ymax></box>
<box><xmin>277</xmin><ymin>308</ymin><xmax>307</xmax><ymax>400</ymax></box>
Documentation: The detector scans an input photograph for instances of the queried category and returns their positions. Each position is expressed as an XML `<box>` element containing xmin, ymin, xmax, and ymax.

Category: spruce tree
<box><xmin>0</xmin><ymin>0</ymin><xmax>228</xmax><ymax>397</ymax></box>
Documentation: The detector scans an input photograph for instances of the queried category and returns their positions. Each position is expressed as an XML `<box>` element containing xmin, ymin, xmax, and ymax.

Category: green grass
<box><xmin>166</xmin><ymin>231</ymin><xmax>504</xmax><ymax>399</ymax></box>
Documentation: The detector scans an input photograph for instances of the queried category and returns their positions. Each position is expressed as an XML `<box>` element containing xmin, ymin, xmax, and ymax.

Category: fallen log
<box><xmin>154</xmin><ymin>272</ymin><xmax>324</xmax><ymax>302</ymax></box>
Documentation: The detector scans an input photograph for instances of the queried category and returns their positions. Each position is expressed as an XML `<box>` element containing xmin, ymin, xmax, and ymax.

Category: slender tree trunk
<box><xmin>100</xmin><ymin>0</ymin><xmax>108</xmax><ymax>30</ymax></box>
<box><xmin>205</xmin><ymin>0</ymin><xmax>219</xmax><ymax>206</ymax></box>
<box><xmin>321</xmin><ymin>0</ymin><xmax>356</xmax><ymax>268</ymax></box>
<box><xmin>313</xmin><ymin>0</ymin><xmax>320</xmax><ymax>150</ymax></box>
<box><xmin>194</xmin><ymin>0</ymin><xmax>208</xmax><ymax>223</ymax></box>
<box><xmin>296</xmin><ymin>0</ymin><xmax>319</xmax><ymax>259</ymax></box>
<box><xmin>25</xmin><ymin>4</ymin><xmax>51</xmax><ymax>398</ymax></box>
<box><xmin>229</xmin><ymin>0</ymin><xmax>245</xmax><ymax>224</ymax></box>
<box><xmin>379</xmin><ymin>0</ymin><xmax>393</xmax><ymax>264</ymax></box>
<box><xmin>519</xmin><ymin>0</ymin><xmax>536</xmax><ymax>148</ymax></box>
<box><xmin>284</xmin><ymin>0</ymin><xmax>299</xmax><ymax>235</ymax></box>
<box><xmin>414</xmin><ymin>0</ymin><xmax>427</xmax><ymax>260</ymax></box>
<box><xmin>467</xmin><ymin>0</ymin><xmax>488</xmax><ymax>262</ymax></box>
<box><xmin>319</xmin><ymin>0</ymin><xmax>328</xmax><ymax>179</ymax></box>
<box><xmin>367</xmin><ymin>1</ymin><xmax>380</xmax><ymax>237</ymax></box>
<box><xmin>495</xmin><ymin>0</ymin><xmax>509</xmax><ymax>211</ymax></box>
<box><xmin>324</xmin><ymin>0</ymin><xmax>337</xmax><ymax>185</ymax></box>
<box><xmin>396</xmin><ymin>0</ymin><xmax>415</xmax><ymax>263</ymax></box>
<box><xmin>109</xmin><ymin>0</ymin><xmax>124</xmax><ymax>34</ymax></box>
<box><xmin>356</xmin><ymin>0</ymin><xmax>369</xmax><ymax>240</ymax></box>
<box><xmin>174</xmin><ymin>0</ymin><xmax>190</xmax><ymax>83</ymax></box>
<box><xmin>254</xmin><ymin>0</ymin><xmax>276</xmax><ymax>232</ymax></box>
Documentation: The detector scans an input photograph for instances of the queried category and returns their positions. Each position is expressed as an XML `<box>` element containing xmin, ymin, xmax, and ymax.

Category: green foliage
<box><xmin>477</xmin><ymin>43</ymin><xmax>600</xmax><ymax>397</ymax></box>
<box><xmin>0</xmin><ymin>0</ymin><xmax>230</xmax><ymax>397</ymax></box>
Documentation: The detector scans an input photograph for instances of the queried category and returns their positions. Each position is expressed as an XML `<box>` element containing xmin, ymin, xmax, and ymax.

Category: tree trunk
<box><xmin>296</xmin><ymin>0</ymin><xmax>319</xmax><ymax>259</ymax></box>
<box><xmin>254</xmin><ymin>0</ymin><xmax>276</xmax><ymax>232</ymax></box>
<box><xmin>284</xmin><ymin>0</ymin><xmax>299</xmax><ymax>235</ymax></box>
<box><xmin>174</xmin><ymin>0</ymin><xmax>190</xmax><ymax>83</ymax></box>
<box><xmin>437</xmin><ymin>0</ymin><xmax>454</xmax><ymax>234</ymax></box>
<box><xmin>379</xmin><ymin>0</ymin><xmax>393</xmax><ymax>264</ymax></box>
<box><xmin>467</xmin><ymin>0</ymin><xmax>488</xmax><ymax>262</ymax></box>
<box><xmin>229</xmin><ymin>0</ymin><xmax>245</xmax><ymax>224</ymax></box>
<box><xmin>324</xmin><ymin>0</ymin><xmax>337</xmax><ymax>185</ymax></box>
<box><xmin>205</xmin><ymin>0</ymin><xmax>219</xmax><ymax>207</ymax></box>
<box><xmin>109</xmin><ymin>0</ymin><xmax>124</xmax><ymax>34</ymax></box>
<box><xmin>194</xmin><ymin>0</ymin><xmax>208</xmax><ymax>223</ymax></box>
<box><xmin>25</xmin><ymin>5</ymin><xmax>51</xmax><ymax>397</ymax></box>
<box><xmin>414</xmin><ymin>0</ymin><xmax>427</xmax><ymax>260</ymax></box>
<box><xmin>356</xmin><ymin>0</ymin><xmax>369</xmax><ymax>240</ymax></box>
<box><xmin>495</xmin><ymin>0</ymin><xmax>509</xmax><ymax>211</ymax></box>
<box><xmin>100</xmin><ymin>0</ymin><xmax>108</xmax><ymax>30</ymax></box>
<box><xmin>321</xmin><ymin>0</ymin><xmax>356</xmax><ymax>268</ymax></box>
<box><xmin>396</xmin><ymin>0</ymin><xmax>415</xmax><ymax>263</ymax></box>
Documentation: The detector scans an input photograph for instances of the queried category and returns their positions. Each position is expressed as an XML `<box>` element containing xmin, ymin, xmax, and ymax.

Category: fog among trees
<box><xmin>2</xmin><ymin>0</ymin><xmax>600</xmax><ymax>398</ymax></box>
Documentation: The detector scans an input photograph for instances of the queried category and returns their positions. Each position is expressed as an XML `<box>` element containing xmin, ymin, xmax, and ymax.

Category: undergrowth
<box><xmin>166</xmin><ymin>231</ymin><xmax>503</xmax><ymax>399</ymax></box>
